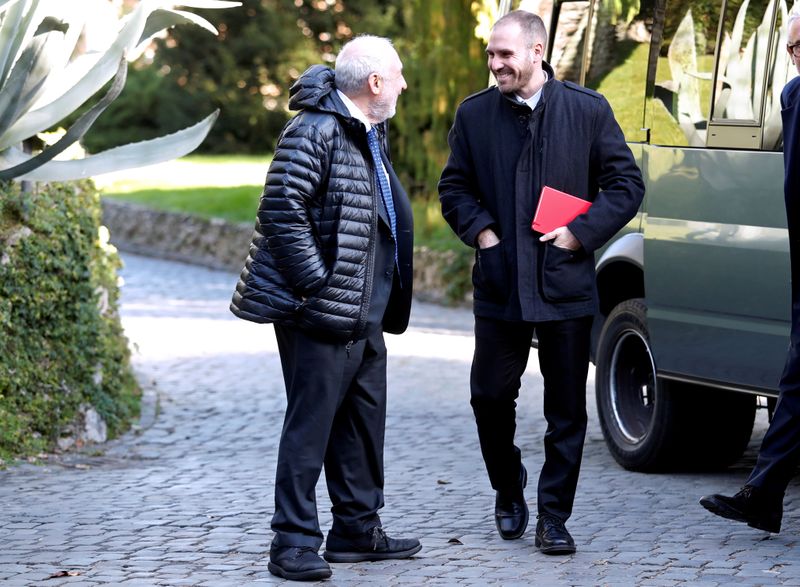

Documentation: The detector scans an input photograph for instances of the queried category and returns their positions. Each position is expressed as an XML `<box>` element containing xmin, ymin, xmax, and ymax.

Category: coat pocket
<box><xmin>540</xmin><ymin>243</ymin><xmax>594</xmax><ymax>303</ymax></box>
<box><xmin>474</xmin><ymin>241</ymin><xmax>510</xmax><ymax>302</ymax></box>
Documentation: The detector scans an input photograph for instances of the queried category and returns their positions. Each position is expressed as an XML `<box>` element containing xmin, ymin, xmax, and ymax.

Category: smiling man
<box><xmin>438</xmin><ymin>10</ymin><xmax>644</xmax><ymax>555</ymax></box>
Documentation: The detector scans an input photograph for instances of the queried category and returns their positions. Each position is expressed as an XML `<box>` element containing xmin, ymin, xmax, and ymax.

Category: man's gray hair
<box><xmin>494</xmin><ymin>10</ymin><xmax>548</xmax><ymax>52</ymax></box>
<box><xmin>335</xmin><ymin>35</ymin><xmax>396</xmax><ymax>94</ymax></box>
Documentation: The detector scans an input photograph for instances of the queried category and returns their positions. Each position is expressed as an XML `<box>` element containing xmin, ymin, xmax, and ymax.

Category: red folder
<box><xmin>531</xmin><ymin>186</ymin><xmax>592</xmax><ymax>234</ymax></box>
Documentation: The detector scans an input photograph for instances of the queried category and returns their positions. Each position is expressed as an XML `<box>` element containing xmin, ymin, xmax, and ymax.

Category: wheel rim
<box><xmin>608</xmin><ymin>328</ymin><xmax>657</xmax><ymax>444</ymax></box>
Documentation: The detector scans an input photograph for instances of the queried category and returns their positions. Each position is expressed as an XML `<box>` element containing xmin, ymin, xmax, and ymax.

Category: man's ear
<box><xmin>368</xmin><ymin>72</ymin><xmax>381</xmax><ymax>95</ymax></box>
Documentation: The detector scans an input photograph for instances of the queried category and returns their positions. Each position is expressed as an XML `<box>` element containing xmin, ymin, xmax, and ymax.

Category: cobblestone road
<box><xmin>1</xmin><ymin>253</ymin><xmax>799</xmax><ymax>586</ymax></box>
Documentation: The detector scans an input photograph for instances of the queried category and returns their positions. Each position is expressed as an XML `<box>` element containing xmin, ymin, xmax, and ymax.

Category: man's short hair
<box><xmin>494</xmin><ymin>10</ymin><xmax>548</xmax><ymax>51</ymax></box>
<box><xmin>335</xmin><ymin>35</ymin><xmax>396</xmax><ymax>94</ymax></box>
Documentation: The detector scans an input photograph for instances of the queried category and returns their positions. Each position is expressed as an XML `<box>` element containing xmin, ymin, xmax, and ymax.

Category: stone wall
<box><xmin>101</xmin><ymin>199</ymin><xmax>254</xmax><ymax>272</ymax></box>
<box><xmin>101</xmin><ymin>199</ymin><xmax>470</xmax><ymax>305</ymax></box>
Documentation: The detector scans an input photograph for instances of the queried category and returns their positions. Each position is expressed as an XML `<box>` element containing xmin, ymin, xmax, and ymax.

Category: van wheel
<box><xmin>595</xmin><ymin>298</ymin><xmax>756</xmax><ymax>471</ymax></box>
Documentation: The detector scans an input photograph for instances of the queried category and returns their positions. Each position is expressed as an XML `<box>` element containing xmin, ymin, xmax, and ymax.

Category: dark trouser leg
<box><xmin>271</xmin><ymin>325</ymin><xmax>365</xmax><ymax>549</ymax></box>
<box><xmin>470</xmin><ymin>316</ymin><xmax>534</xmax><ymax>492</ymax></box>
<box><xmin>325</xmin><ymin>330</ymin><xmax>387</xmax><ymax>536</ymax></box>
<box><xmin>535</xmin><ymin>316</ymin><xmax>593</xmax><ymax>521</ymax></box>
<box><xmin>747</xmin><ymin>341</ymin><xmax>800</xmax><ymax>496</ymax></box>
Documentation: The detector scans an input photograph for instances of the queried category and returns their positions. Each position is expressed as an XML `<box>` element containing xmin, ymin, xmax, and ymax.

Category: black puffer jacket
<box><xmin>230</xmin><ymin>65</ymin><xmax>413</xmax><ymax>342</ymax></box>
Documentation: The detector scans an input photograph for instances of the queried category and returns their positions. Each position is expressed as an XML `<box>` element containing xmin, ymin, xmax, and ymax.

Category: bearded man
<box><xmin>438</xmin><ymin>10</ymin><xmax>644</xmax><ymax>555</ymax></box>
<box><xmin>232</xmin><ymin>35</ymin><xmax>419</xmax><ymax>581</ymax></box>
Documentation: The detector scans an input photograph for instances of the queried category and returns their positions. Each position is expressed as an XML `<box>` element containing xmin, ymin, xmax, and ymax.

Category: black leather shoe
<box><xmin>535</xmin><ymin>514</ymin><xmax>576</xmax><ymax>555</ymax></box>
<box><xmin>495</xmin><ymin>464</ymin><xmax>528</xmax><ymax>540</ymax></box>
<box><xmin>268</xmin><ymin>546</ymin><xmax>332</xmax><ymax>581</ymax></box>
<box><xmin>700</xmin><ymin>485</ymin><xmax>783</xmax><ymax>533</ymax></box>
<box><xmin>323</xmin><ymin>526</ymin><xmax>422</xmax><ymax>563</ymax></box>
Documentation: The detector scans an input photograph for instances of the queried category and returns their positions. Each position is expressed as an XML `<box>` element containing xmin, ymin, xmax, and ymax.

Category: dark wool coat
<box><xmin>782</xmin><ymin>77</ymin><xmax>800</xmax><ymax>353</ymax></box>
<box><xmin>230</xmin><ymin>65</ymin><xmax>413</xmax><ymax>342</ymax></box>
<box><xmin>439</xmin><ymin>62</ymin><xmax>645</xmax><ymax>322</ymax></box>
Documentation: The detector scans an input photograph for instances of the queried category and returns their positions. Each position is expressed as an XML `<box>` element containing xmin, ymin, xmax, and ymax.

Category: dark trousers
<box><xmin>271</xmin><ymin>325</ymin><xmax>387</xmax><ymax>549</ymax></box>
<box><xmin>747</xmin><ymin>340</ymin><xmax>800</xmax><ymax>496</ymax></box>
<box><xmin>470</xmin><ymin>315</ymin><xmax>592</xmax><ymax>521</ymax></box>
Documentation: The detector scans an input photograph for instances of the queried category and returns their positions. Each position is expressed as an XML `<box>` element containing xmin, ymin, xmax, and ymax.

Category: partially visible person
<box><xmin>438</xmin><ymin>10</ymin><xmax>644</xmax><ymax>555</ymax></box>
<box><xmin>230</xmin><ymin>35</ymin><xmax>420</xmax><ymax>581</ymax></box>
<box><xmin>700</xmin><ymin>13</ymin><xmax>800</xmax><ymax>534</ymax></box>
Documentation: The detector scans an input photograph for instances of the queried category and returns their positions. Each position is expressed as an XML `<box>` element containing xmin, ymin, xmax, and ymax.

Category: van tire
<box><xmin>595</xmin><ymin>298</ymin><xmax>755</xmax><ymax>471</ymax></box>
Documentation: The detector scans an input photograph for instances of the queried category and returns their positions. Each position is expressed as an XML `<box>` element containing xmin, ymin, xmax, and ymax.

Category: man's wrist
<box><xmin>476</xmin><ymin>228</ymin><xmax>500</xmax><ymax>249</ymax></box>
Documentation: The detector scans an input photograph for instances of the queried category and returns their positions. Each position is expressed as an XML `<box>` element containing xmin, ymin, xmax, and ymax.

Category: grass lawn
<box><xmin>99</xmin><ymin>153</ymin><xmax>269</xmax><ymax>222</ymax></box>
<box><xmin>99</xmin><ymin>154</ymin><xmax>463</xmax><ymax>251</ymax></box>
<box><xmin>105</xmin><ymin>184</ymin><xmax>263</xmax><ymax>223</ymax></box>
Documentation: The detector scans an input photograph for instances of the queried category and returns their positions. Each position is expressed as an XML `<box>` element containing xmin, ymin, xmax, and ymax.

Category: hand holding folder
<box><xmin>531</xmin><ymin>186</ymin><xmax>591</xmax><ymax>234</ymax></box>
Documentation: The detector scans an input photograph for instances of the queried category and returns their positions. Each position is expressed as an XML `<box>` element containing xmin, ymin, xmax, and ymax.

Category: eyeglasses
<box><xmin>788</xmin><ymin>42</ymin><xmax>800</xmax><ymax>57</ymax></box>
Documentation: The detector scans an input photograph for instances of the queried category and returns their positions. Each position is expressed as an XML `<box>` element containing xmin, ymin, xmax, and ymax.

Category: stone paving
<box><xmin>1</xmin><ymin>253</ymin><xmax>800</xmax><ymax>586</ymax></box>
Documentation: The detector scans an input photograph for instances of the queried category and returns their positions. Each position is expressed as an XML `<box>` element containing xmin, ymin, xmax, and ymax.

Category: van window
<box><xmin>644</xmin><ymin>0</ymin><xmax>792</xmax><ymax>150</ymax></box>
<box><xmin>648</xmin><ymin>1</ymin><xmax>722</xmax><ymax>147</ymax></box>
<box><xmin>545</xmin><ymin>0</ymin><xmax>652</xmax><ymax>142</ymax></box>
<box><xmin>710</xmin><ymin>0</ymin><xmax>773</xmax><ymax>124</ymax></box>
<box><xmin>550</xmin><ymin>0</ymin><xmax>591</xmax><ymax>85</ymax></box>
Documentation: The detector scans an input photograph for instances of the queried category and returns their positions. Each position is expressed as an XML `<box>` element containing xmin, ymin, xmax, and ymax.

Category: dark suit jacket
<box><xmin>782</xmin><ymin>77</ymin><xmax>800</xmax><ymax>345</ymax></box>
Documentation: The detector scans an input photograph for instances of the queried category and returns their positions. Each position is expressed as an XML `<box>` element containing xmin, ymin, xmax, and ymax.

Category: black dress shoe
<box><xmin>535</xmin><ymin>514</ymin><xmax>576</xmax><ymax>555</ymax></box>
<box><xmin>268</xmin><ymin>546</ymin><xmax>332</xmax><ymax>581</ymax></box>
<box><xmin>700</xmin><ymin>485</ymin><xmax>783</xmax><ymax>533</ymax></box>
<box><xmin>495</xmin><ymin>464</ymin><xmax>528</xmax><ymax>540</ymax></box>
<box><xmin>323</xmin><ymin>526</ymin><xmax>422</xmax><ymax>563</ymax></box>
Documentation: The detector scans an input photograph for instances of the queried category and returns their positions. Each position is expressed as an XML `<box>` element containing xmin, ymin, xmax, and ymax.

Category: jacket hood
<box><xmin>288</xmin><ymin>64</ymin><xmax>349</xmax><ymax>117</ymax></box>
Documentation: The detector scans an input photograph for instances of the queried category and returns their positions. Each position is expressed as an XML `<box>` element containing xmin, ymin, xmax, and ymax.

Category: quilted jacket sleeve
<box><xmin>258</xmin><ymin>117</ymin><xmax>331</xmax><ymax>296</ymax></box>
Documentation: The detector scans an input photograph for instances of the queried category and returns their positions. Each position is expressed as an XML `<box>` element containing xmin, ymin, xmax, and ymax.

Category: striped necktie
<box><xmin>366</xmin><ymin>127</ymin><xmax>398</xmax><ymax>267</ymax></box>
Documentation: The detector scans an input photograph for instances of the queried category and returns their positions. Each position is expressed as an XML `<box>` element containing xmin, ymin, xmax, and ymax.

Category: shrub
<box><xmin>0</xmin><ymin>180</ymin><xmax>138</xmax><ymax>462</ymax></box>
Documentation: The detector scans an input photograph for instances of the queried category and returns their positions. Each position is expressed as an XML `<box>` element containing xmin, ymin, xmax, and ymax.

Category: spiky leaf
<box><xmin>3</xmin><ymin>111</ymin><xmax>219</xmax><ymax>181</ymax></box>
<box><xmin>0</xmin><ymin>58</ymin><xmax>126</xmax><ymax>180</ymax></box>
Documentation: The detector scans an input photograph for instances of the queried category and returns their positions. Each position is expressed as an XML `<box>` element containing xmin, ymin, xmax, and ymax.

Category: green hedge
<box><xmin>0</xmin><ymin>181</ymin><xmax>139</xmax><ymax>463</ymax></box>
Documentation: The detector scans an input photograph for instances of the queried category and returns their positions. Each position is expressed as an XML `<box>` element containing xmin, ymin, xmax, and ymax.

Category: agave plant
<box><xmin>0</xmin><ymin>0</ymin><xmax>239</xmax><ymax>182</ymax></box>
